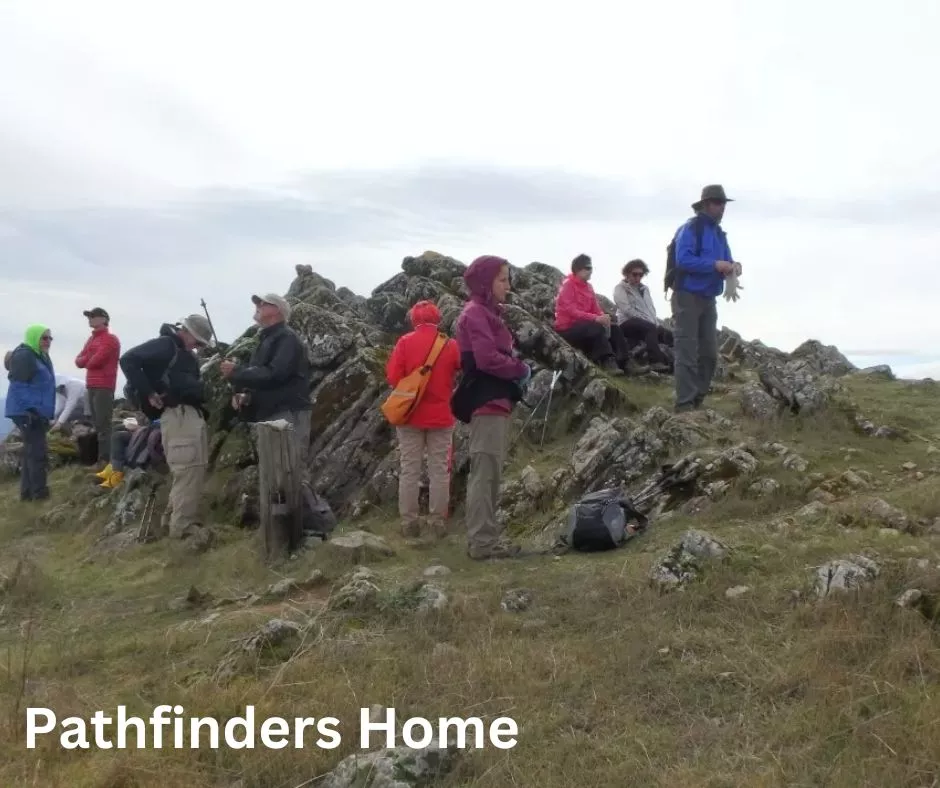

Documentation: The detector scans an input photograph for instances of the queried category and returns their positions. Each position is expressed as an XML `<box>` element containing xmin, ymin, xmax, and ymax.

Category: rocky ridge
<box><xmin>4</xmin><ymin>251</ymin><xmax>929</xmax><ymax>551</ymax></box>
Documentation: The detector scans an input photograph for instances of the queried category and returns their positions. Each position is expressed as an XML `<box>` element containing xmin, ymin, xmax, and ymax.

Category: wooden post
<box><xmin>256</xmin><ymin>420</ymin><xmax>304</xmax><ymax>562</ymax></box>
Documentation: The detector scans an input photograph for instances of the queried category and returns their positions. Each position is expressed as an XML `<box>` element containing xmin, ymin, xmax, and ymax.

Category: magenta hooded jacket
<box><xmin>454</xmin><ymin>255</ymin><xmax>528</xmax><ymax>417</ymax></box>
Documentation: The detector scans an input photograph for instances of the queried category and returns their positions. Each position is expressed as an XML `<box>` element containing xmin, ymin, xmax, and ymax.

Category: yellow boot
<box><xmin>94</xmin><ymin>463</ymin><xmax>113</xmax><ymax>481</ymax></box>
<box><xmin>99</xmin><ymin>471</ymin><xmax>124</xmax><ymax>489</ymax></box>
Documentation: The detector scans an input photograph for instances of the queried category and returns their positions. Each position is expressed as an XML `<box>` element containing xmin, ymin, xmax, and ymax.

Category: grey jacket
<box><xmin>613</xmin><ymin>281</ymin><xmax>659</xmax><ymax>325</ymax></box>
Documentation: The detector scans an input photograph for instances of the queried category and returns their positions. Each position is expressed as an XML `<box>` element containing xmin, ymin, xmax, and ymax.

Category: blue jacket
<box><xmin>5</xmin><ymin>344</ymin><xmax>56</xmax><ymax>420</ymax></box>
<box><xmin>674</xmin><ymin>214</ymin><xmax>734</xmax><ymax>299</ymax></box>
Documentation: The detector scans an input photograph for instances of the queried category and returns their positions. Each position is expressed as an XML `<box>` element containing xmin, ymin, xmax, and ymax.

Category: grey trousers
<box><xmin>465</xmin><ymin>414</ymin><xmax>510</xmax><ymax>555</ymax></box>
<box><xmin>672</xmin><ymin>290</ymin><xmax>718</xmax><ymax>409</ymax></box>
<box><xmin>86</xmin><ymin>387</ymin><xmax>115</xmax><ymax>462</ymax></box>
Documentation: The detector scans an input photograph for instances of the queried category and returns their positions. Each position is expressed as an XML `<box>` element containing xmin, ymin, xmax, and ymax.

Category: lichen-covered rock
<box><xmin>650</xmin><ymin>530</ymin><xmax>730</xmax><ymax>590</ymax></box>
<box><xmin>814</xmin><ymin>555</ymin><xmax>879</xmax><ymax>597</ymax></box>
<box><xmin>321</xmin><ymin>742</ymin><xmax>456</xmax><ymax>788</ymax></box>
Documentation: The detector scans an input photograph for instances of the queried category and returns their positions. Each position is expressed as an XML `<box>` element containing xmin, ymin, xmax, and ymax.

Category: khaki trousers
<box><xmin>159</xmin><ymin>405</ymin><xmax>208</xmax><ymax>538</ymax></box>
<box><xmin>396</xmin><ymin>426</ymin><xmax>454</xmax><ymax>522</ymax></box>
<box><xmin>465</xmin><ymin>414</ymin><xmax>510</xmax><ymax>553</ymax></box>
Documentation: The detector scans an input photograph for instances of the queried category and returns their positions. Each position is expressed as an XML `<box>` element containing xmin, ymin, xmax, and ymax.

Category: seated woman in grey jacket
<box><xmin>613</xmin><ymin>259</ymin><xmax>674</xmax><ymax>372</ymax></box>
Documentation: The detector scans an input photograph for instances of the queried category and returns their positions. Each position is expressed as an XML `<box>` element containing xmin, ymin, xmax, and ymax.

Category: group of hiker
<box><xmin>3</xmin><ymin>183</ymin><xmax>741</xmax><ymax>560</ymax></box>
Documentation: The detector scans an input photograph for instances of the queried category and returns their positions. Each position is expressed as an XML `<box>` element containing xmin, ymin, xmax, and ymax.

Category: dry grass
<box><xmin>1</xmin><ymin>375</ymin><xmax>940</xmax><ymax>786</ymax></box>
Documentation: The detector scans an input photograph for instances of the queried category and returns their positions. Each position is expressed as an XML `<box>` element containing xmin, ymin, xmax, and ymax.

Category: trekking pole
<box><xmin>509</xmin><ymin>369</ymin><xmax>562</xmax><ymax>451</ymax></box>
<box><xmin>538</xmin><ymin>369</ymin><xmax>564</xmax><ymax>449</ymax></box>
<box><xmin>199</xmin><ymin>298</ymin><xmax>221</xmax><ymax>347</ymax></box>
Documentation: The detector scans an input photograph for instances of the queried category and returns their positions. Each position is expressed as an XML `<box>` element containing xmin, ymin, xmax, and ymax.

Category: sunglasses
<box><xmin>41</xmin><ymin>334</ymin><xmax>52</xmax><ymax>341</ymax></box>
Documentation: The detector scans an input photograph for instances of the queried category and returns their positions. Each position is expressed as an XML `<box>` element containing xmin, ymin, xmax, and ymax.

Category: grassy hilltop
<box><xmin>1</xmin><ymin>368</ymin><xmax>940</xmax><ymax>787</ymax></box>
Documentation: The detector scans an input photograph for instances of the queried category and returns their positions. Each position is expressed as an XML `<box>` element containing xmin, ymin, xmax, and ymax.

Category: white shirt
<box><xmin>53</xmin><ymin>375</ymin><xmax>86</xmax><ymax>427</ymax></box>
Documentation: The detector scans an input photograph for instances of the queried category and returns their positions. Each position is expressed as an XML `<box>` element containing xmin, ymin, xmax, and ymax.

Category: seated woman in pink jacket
<box><xmin>553</xmin><ymin>254</ymin><xmax>628</xmax><ymax>375</ymax></box>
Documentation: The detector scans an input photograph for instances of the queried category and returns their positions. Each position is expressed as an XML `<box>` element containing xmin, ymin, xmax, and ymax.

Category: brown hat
<box><xmin>692</xmin><ymin>184</ymin><xmax>734</xmax><ymax>211</ymax></box>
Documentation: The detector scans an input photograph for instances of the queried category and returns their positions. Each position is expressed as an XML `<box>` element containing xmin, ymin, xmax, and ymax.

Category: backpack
<box><xmin>380</xmin><ymin>332</ymin><xmax>449</xmax><ymax>427</ymax></box>
<box><xmin>664</xmin><ymin>214</ymin><xmax>707</xmax><ymax>296</ymax></box>
<box><xmin>556</xmin><ymin>487</ymin><xmax>649</xmax><ymax>553</ymax></box>
<box><xmin>300</xmin><ymin>481</ymin><xmax>337</xmax><ymax>538</ymax></box>
<box><xmin>123</xmin><ymin>341</ymin><xmax>181</xmax><ymax>411</ymax></box>
<box><xmin>125</xmin><ymin>423</ymin><xmax>163</xmax><ymax>469</ymax></box>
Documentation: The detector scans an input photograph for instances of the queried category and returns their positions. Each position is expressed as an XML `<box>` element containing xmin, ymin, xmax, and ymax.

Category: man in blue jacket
<box><xmin>669</xmin><ymin>185</ymin><xmax>739</xmax><ymax>412</ymax></box>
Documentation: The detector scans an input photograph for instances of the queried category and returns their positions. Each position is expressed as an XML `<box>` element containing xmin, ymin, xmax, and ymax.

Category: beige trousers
<box><xmin>465</xmin><ymin>414</ymin><xmax>510</xmax><ymax>553</ymax></box>
<box><xmin>159</xmin><ymin>405</ymin><xmax>208</xmax><ymax>538</ymax></box>
<box><xmin>396</xmin><ymin>426</ymin><xmax>454</xmax><ymax>522</ymax></box>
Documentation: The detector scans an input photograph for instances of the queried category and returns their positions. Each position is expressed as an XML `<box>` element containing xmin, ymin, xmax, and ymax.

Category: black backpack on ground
<box><xmin>664</xmin><ymin>214</ymin><xmax>708</xmax><ymax>296</ymax></box>
<box><xmin>556</xmin><ymin>487</ymin><xmax>649</xmax><ymax>553</ymax></box>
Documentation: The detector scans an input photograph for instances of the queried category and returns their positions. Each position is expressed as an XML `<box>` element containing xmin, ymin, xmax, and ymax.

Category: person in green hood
<box><xmin>5</xmin><ymin>324</ymin><xmax>56</xmax><ymax>501</ymax></box>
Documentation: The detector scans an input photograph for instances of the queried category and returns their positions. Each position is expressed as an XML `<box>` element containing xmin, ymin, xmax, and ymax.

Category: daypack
<box><xmin>380</xmin><ymin>332</ymin><xmax>449</xmax><ymax>426</ymax></box>
<box><xmin>125</xmin><ymin>423</ymin><xmax>163</xmax><ymax>469</ymax></box>
<box><xmin>122</xmin><ymin>341</ymin><xmax>181</xmax><ymax>412</ymax></box>
<box><xmin>556</xmin><ymin>487</ymin><xmax>649</xmax><ymax>553</ymax></box>
<box><xmin>664</xmin><ymin>214</ymin><xmax>708</xmax><ymax>296</ymax></box>
<box><xmin>300</xmin><ymin>481</ymin><xmax>337</xmax><ymax>538</ymax></box>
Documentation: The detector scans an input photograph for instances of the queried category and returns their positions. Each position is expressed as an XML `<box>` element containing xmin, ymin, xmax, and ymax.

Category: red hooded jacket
<box><xmin>554</xmin><ymin>273</ymin><xmax>603</xmax><ymax>333</ymax></box>
<box><xmin>75</xmin><ymin>327</ymin><xmax>121</xmax><ymax>390</ymax></box>
<box><xmin>386</xmin><ymin>324</ymin><xmax>461</xmax><ymax>429</ymax></box>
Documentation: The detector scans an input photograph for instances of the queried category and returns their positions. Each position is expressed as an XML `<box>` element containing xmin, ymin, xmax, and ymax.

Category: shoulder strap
<box><xmin>419</xmin><ymin>333</ymin><xmax>449</xmax><ymax>373</ymax></box>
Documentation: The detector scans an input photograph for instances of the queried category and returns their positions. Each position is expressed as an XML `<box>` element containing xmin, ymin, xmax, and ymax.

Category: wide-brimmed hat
<box><xmin>180</xmin><ymin>314</ymin><xmax>214</xmax><ymax>346</ymax></box>
<box><xmin>692</xmin><ymin>184</ymin><xmax>734</xmax><ymax>211</ymax></box>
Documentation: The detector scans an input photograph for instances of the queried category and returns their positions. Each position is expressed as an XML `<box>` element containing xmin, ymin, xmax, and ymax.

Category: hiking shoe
<box><xmin>602</xmin><ymin>359</ymin><xmax>625</xmax><ymax>376</ymax></box>
<box><xmin>650</xmin><ymin>362</ymin><xmax>672</xmax><ymax>374</ymax></box>
<box><xmin>400</xmin><ymin>518</ymin><xmax>422</xmax><ymax>539</ymax></box>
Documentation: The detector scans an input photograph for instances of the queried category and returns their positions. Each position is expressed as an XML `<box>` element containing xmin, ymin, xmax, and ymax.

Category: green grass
<box><xmin>1</xmin><ymin>374</ymin><xmax>940</xmax><ymax>786</ymax></box>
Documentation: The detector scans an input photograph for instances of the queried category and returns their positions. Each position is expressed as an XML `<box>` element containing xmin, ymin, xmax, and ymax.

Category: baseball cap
<box><xmin>251</xmin><ymin>293</ymin><xmax>291</xmax><ymax>319</ymax></box>
<box><xmin>83</xmin><ymin>307</ymin><xmax>110</xmax><ymax>321</ymax></box>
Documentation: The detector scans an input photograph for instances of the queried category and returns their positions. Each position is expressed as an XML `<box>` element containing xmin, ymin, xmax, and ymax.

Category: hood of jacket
<box><xmin>464</xmin><ymin>255</ymin><xmax>508</xmax><ymax>308</ymax></box>
<box><xmin>23</xmin><ymin>324</ymin><xmax>49</xmax><ymax>355</ymax></box>
<box><xmin>158</xmin><ymin>322</ymin><xmax>185</xmax><ymax>348</ymax></box>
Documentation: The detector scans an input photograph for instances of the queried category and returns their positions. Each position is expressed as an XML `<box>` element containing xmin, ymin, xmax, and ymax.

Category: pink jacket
<box><xmin>553</xmin><ymin>274</ymin><xmax>603</xmax><ymax>332</ymax></box>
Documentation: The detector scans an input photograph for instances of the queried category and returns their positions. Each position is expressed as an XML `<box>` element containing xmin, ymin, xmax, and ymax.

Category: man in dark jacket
<box><xmin>119</xmin><ymin>315</ymin><xmax>213</xmax><ymax>540</ymax></box>
<box><xmin>220</xmin><ymin>293</ymin><xmax>312</xmax><ymax>474</ymax></box>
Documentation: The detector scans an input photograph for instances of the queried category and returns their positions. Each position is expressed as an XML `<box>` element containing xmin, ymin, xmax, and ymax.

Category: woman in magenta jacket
<box><xmin>452</xmin><ymin>255</ymin><xmax>531</xmax><ymax>560</ymax></box>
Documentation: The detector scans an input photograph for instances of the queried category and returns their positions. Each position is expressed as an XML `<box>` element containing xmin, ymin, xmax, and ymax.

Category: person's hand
<box><xmin>231</xmin><ymin>393</ymin><xmax>249</xmax><ymax>410</ymax></box>
<box><xmin>595</xmin><ymin>314</ymin><xmax>611</xmax><ymax>327</ymax></box>
<box><xmin>148</xmin><ymin>393</ymin><xmax>164</xmax><ymax>410</ymax></box>
<box><xmin>715</xmin><ymin>260</ymin><xmax>735</xmax><ymax>275</ymax></box>
<box><xmin>518</xmin><ymin>363</ymin><xmax>532</xmax><ymax>385</ymax></box>
<box><xmin>220</xmin><ymin>359</ymin><xmax>237</xmax><ymax>378</ymax></box>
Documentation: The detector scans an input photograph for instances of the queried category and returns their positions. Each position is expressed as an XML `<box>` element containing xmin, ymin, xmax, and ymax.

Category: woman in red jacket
<box><xmin>553</xmin><ymin>254</ymin><xmax>626</xmax><ymax>376</ymax></box>
<box><xmin>385</xmin><ymin>301</ymin><xmax>461</xmax><ymax>539</ymax></box>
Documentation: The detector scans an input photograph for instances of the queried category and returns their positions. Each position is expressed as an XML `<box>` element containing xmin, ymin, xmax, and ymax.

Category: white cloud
<box><xmin>1</xmin><ymin>0</ymin><xmax>939</xmax><ymax>397</ymax></box>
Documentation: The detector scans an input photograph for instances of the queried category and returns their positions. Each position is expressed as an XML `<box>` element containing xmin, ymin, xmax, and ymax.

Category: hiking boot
<box><xmin>602</xmin><ymin>358</ymin><xmax>625</xmax><ymax>377</ymax></box>
<box><xmin>427</xmin><ymin>516</ymin><xmax>449</xmax><ymax>539</ymax></box>
<box><xmin>650</xmin><ymin>362</ymin><xmax>672</xmax><ymax>374</ymax></box>
<box><xmin>467</xmin><ymin>541</ymin><xmax>524</xmax><ymax>560</ymax></box>
<box><xmin>99</xmin><ymin>470</ymin><xmax>124</xmax><ymax>489</ymax></box>
<box><xmin>400</xmin><ymin>518</ymin><xmax>422</xmax><ymax>539</ymax></box>
<box><xmin>93</xmin><ymin>463</ymin><xmax>113</xmax><ymax>481</ymax></box>
<box><xmin>624</xmin><ymin>359</ymin><xmax>651</xmax><ymax>376</ymax></box>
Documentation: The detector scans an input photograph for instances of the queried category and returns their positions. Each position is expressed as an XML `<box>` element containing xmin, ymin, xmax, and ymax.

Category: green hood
<box><xmin>23</xmin><ymin>324</ymin><xmax>49</xmax><ymax>355</ymax></box>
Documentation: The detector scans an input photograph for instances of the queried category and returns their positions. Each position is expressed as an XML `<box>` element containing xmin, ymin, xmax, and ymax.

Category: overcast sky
<box><xmin>2</xmin><ymin>0</ymin><xmax>939</xmax><ymax>398</ymax></box>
